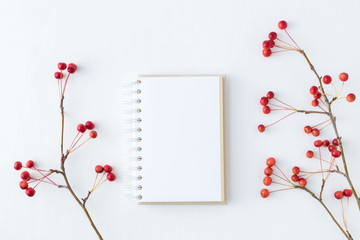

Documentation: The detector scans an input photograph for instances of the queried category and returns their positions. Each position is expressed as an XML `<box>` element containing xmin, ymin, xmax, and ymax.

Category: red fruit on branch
<box><xmin>95</xmin><ymin>165</ymin><xmax>104</xmax><ymax>173</ymax></box>
<box><xmin>267</xmin><ymin>91</ymin><xmax>274</xmax><ymax>99</ymax></box>
<box><xmin>298</xmin><ymin>178</ymin><xmax>307</xmax><ymax>187</ymax></box>
<box><xmin>264</xmin><ymin>167</ymin><xmax>273</xmax><ymax>176</ymax></box>
<box><xmin>313</xmin><ymin>92</ymin><xmax>322</xmax><ymax>100</ymax></box>
<box><xmin>311</xmin><ymin>99</ymin><xmax>319</xmax><ymax>107</ymax></box>
<box><xmin>260</xmin><ymin>189</ymin><xmax>269</xmax><ymax>198</ymax></box>
<box><xmin>343</xmin><ymin>189</ymin><xmax>353</xmax><ymax>197</ymax></box>
<box><xmin>263</xmin><ymin>176</ymin><xmax>272</xmax><ymax>186</ymax></box>
<box><xmin>20</xmin><ymin>171</ymin><xmax>30</xmax><ymax>181</ymax></box>
<box><xmin>77</xmin><ymin>124</ymin><xmax>86</xmax><ymax>133</ymax></box>
<box><xmin>19</xmin><ymin>181</ymin><xmax>28</xmax><ymax>190</ymax></box>
<box><xmin>263</xmin><ymin>49</ymin><xmax>272</xmax><ymax>57</ymax></box>
<box><xmin>107</xmin><ymin>173</ymin><xmax>116</xmax><ymax>182</ymax></box>
<box><xmin>14</xmin><ymin>161</ymin><xmax>22</xmax><ymax>170</ymax></box>
<box><xmin>278</xmin><ymin>20</ymin><xmax>287</xmax><ymax>30</ymax></box>
<box><xmin>258</xmin><ymin>124</ymin><xmax>265</xmax><ymax>132</ymax></box>
<box><xmin>268</xmin><ymin>32</ymin><xmax>277</xmax><ymax>40</ymax></box>
<box><xmin>322</xmin><ymin>75</ymin><xmax>332</xmax><ymax>84</ymax></box>
<box><xmin>85</xmin><ymin>121</ymin><xmax>95</xmax><ymax>130</ymax></box>
<box><xmin>322</xmin><ymin>140</ymin><xmax>330</xmax><ymax>147</ymax></box>
<box><xmin>89</xmin><ymin>131</ymin><xmax>98</xmax><ymax>139</ymax></box>
<box><xmin>304</xmin><ymin>126</ymin><xmax>312</xmax><ymax>134</ymax></box>
<box><xmin>334</xmin><ymin>191</ymin><xmax>344</xmax><ymax>199</ymax></box>
<box><xmin>25</xmin><ymin>187</ymin><xmax>36</xmax><ymax>197</ymax></box>
<box><xmin>292</xmin><ymin>166</ymin><xmax>300</xmax><ymax>175</ymax></box>
<box><xmin>312</xmin><ymin>128</ymin><xmax>320</xmax><ymax>137</ymax></box>
<box><xmin>339</xmin><ymin>73</ymin><xmax>348</xmax><ymax>82</ymax></box>
<box><xmin>328</xmin><ymin>145</ymin><xmax>337</xmax><ymax>152</ymax></box>
<box><xmin>263</xmin><ymin>40</ymin><xmax>271</xmax><ymax>50</ymax></box>
<box><xmin>346</xmin><ymin>93</ymin><xmax>356</xmax><ymax>102</ymax></box>
<box><xmin>54</xmin><ymin>72</ymin><xmax>64</xmax><ymax>79</ymax></box>
<box><xmin>269</xmin><ymin>40</ymin><xmax>275</xmax><ymax>48</ymax></box>
<box><xmin>314</xmin><ymin>140</ymin><xmax>323</xmax><ymax>147</ymax></box>
<box><xmin>309</xmin><ymin>86</ymin><xmax>318</xmax><ymax>95</ymax></box>
<box><xmin>263</xmin><ymin>106</ymin><xmax>271</xmax><ymax>114</ymax></box>
<box><xmin>67</xmin><ymin>63</ymin><xmax>77</xmax><ymax>74</ymax></box>
<box><xmin>306</xmin><ymin>150</ymin><xmax>314</xmax><ymax>158</ymax></box>
<box><xmin>58</xmin><ymin>62</ymin><xmax>67</xmax><ymax>70</ymax></box>
<box><xmin>332</xmin><ymin>138</ymin><xmax>339</xmax><ymax>146</ymax></box>
<box><xmin>266</xmin><ymin>157</ymin><xmax>276</xmax><ymax>167</ymax></box>
<box><xmin>291</xmin><ymin>174</ymin><xmax>299</xmax><ymax>182</ymax></box>
<box><xmin>103</xmin><ymin>165</ymin><xmax>113</xmax><ymax>173</ymax></box>
<box><xmin>332</xmin><ymin>150</ymin><xmax>341</xmax><ymax>158</ymax></box>
<box><xmin>26</xmin><ymin>160</ymin><xmax>34</xmax><ymax>168</ymax></box>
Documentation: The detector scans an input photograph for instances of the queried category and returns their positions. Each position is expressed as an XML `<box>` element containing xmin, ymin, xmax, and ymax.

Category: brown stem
<box><xmin>82</xmin><ymin>191</ymin><xmax>92</xmax><ymax>206</ymax></box>
<box><xmin>319</xmin><ymin>179</ymin><xmax>326</xmax><ymax>201</ymax></box>
<box><xmin>59</xmin><ymin>96</ymin><xmax>103</xmax><ymax>240</ymax></box>
<box><xmin>296</xmin><ymin>109</ymin><xmax>329</xmax><ymax>115</ymax></box>
<box><xmin>300</xmin><ymin>50</ymin><xmax>360</xmax><ymax>210</ymax></box>
<box><xmin>298</xmin><ymin>186</ymin><xmax>353</xmax><ymax>240</ymax></box>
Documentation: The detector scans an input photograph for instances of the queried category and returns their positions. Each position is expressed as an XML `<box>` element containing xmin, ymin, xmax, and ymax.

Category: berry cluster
<box><xmin>68</xmin><ymin>121</ymin><xmax>98</xmax><ymax>154</ymax></box>
<box><xmin>89</xmin><ymin>165</ymin><xmax>116</xmax><ymax>193</ymax></box>
<box><xmin>14</xmin><ymin>160</ymin><xmax>58</xmax><ymax>197</ymax></box>
<box><xmin>55</xmin><ymin>62</ymin><xmax>77</xmax><ymax>98</ymax></box>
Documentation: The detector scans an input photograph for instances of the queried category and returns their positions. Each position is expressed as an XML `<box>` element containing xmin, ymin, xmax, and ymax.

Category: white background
<box><xmin>1</xmin><ymin>0</ymin><xmax>360</xmax><ymax>239</ymax></box>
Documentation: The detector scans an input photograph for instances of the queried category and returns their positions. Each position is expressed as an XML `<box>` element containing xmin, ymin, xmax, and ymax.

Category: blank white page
<box><xmin>137</xmin><ymin>75</ymin><xmax>225</xmax><ymax>204</ymax></box>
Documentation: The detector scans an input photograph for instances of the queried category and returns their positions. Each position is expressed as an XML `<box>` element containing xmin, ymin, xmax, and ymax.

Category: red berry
<box><xmin>26</xmin><ymin>160</ymin><xmax>34</xmax><ymax>168</ymax></box>
<box><xmin>107</xmin><ymin>173</ymin><xmax>116</xmax><ymax>181</ymax></box>
<box><xmin>85</xmin><ymin>121</ymin><xmax>95</xmax><ymax>130</ymax></box>
<box><xmin>267</xmin><ymin>91</ymin><xmax>274</xmax><ymax>99</ymax></box>
<box><xmin>292</xmin><ymin>166</ymin><xmax>300</xmax><ymax>175</ymax></box>
<box><xmin>67</xmin><ymin>63</ymin><xmax>77</xmax><ymax>74</ymax></box>
<box><xmin>309</xmin><ymin>86</ymin><xmax>318</xmax><ymax>95</ymax></box>
<box><xmin>332</xmin><ymin>150</ymin><xmax>341</xmax><ymax>158</ymax></box>
<box><xmin>278</xmin><ymin>20</ymin><xmax>287</xmax><ymax>30</ymax></box>
<box><xmin>299</xmin><ymin>178</ymin><xmax>307</xmax><ymax>187</ymax></box>
<box><xmin>258</xmin><ymin>124</ymin><xmax>265</xmax><ymax>133</ymax></box>
<box><xmin>322</xmin><ymin>140</ymin><xmax>330</xmax><ymax>147</ymax></box>
<box><xmin>313</xmin><ymin>92</ymin><xmax>322</xmax><ymax>100</ymax></box>
<box><xmin>263</xmin><ymin>49</ymin><xmax>272</xmax><ymax>57</ymax></box>
<box><xmin>266</xmin><ymin>157</ymin><xmax>276</xmax><ymax>167</ymax></box>
<box><xmin>332</xmin><ymin>138</ymin><xmax>339</xmax><ymax>146</ymax></box>
<box><xmin>264</xmin><ymin>167</ymin><xmax>273</xmax><ymax>176</ymax></box>
<box><xmin>77</xmin><ymin>124</ymin><xmax>86</xmax><ymax>133</ymax></box>
<box><xmin>306</xmin><ymin>150</ymin><xmax>314</xmax><ymax>158</ymax></box>
<box><xmin>260</xmin><ymin>97</ymin><xmax>269</xmax><ymax>106</ymax></box>
<box><xmin>25</xmin><ymin>187</ymin><xmax>36</xmax><ymax>197</ymax></box>
<box><xmin>304</xmin><ymin>126</ymin><xmax>312</xmax><ymax>134</ymax></box>
<box><xmin>268</xmin><ymin>40</ymin><xmax>275</xmax><ymax>48</ymax></box>
<box><xmin>322</xmin><ymin>75</ymin><xmax>332</xmax><ymax>84</ymax></box>
<box><xmin>343</xmin><ymin>189</ymin><xmax>353</xmax><ymax>197</ymax></box>
<box><xmin>339</xmin><ymin>73</ymin><xmax>349</xmax><ymax>82</ymax></box>
<box><xmin>14</xmin><ymin>161</ymin><xmax>22</xmax><ymax>171</ymax></box>
<box><xmin>95</xmin><ymin>165</ymin><xmax>104</xmax><ymax>173</ymax></box>
<box><xmin>312</xmin><ymin>128</ymin><xmax>320</xmax><ymax>137</ymax></box>
<box><xmin>314</xmin><ymin>140</ymin><xmax>323</xmax><ymax>147</ymax></box>
<box><xmin>260</xmin><ymin>189</ymin><xmax>269</xmax><ymax>198</ymax></box>
<box><xmin>89</xmin><ymin>131</ymin><xmax>98</xmax><ymax>139</ymax></box>
<box><xmin>104</xmin><ymin>165</ymin><xmax>113</xmax><ymax>173</ymax></box>
<box><xmin>334</xmin><ymin>191</ymin><xmax>344</xmax><ymax>199</ymax></box>
<box><xmin>263</xmin><ymin>176</ymin><xmax>272</xmax><ymax>186</ymax></box>
<box><xmin>347</xmin><ymin>93</ymin><xmax>356</xmax><ymax>102</ymax></box>
<box><xmin>291</xmin><ymin>174</ymin><xmax>299</xmax><ymax>182</ymax></box>
<box><xmin>19</xmin><ymin>181</ymin><xmax>28</xmax><ymax>190</ymax></box>
<box><xmin>268</xmin><ymin>32</ymin><xmax>277</xmax><ymax>40</ymax></box>
<box><xmin>312</xmin><ymin>99</ymin><xmax>319</xmax><ymax>107</ymax></box>
<box><xmin>328</xmin><ymin>145</ymin><xmax>337</xmax><ymax>152</ymax></box>
<box><xmin>263</xmin><ymin>40</ymin><xmax>271</xmax><ymax>50</ymax></box>
<box><xmin>263</xmin><ymin>106</ymin><xmax>271</xmax><ymax>114</ymax></box>
<box><xmin>54</xmin><ymin>72</ymin><xmax>64</xmax><ymax>79</ymax></box>
<box><xmin>58</xmin><ymin>62</ymin><xmax>67</xmax><ymax>70</ymax></box>
<box><xmin>20</xmin><ymin>171</ymin><xmax>30</xmax><ymax>181</ymax></box>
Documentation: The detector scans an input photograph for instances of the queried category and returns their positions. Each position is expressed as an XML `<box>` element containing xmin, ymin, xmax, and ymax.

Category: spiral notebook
<box><xmin>130</xmin><ymin>75</ymin><xmax>226</xmax><ymax>205</ymax></box>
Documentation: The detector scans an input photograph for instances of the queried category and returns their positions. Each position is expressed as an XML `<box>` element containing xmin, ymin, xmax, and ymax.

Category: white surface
<box><xmin>138</xmin><ymin>76</ymin><xmax>222</xmax><ymax>203</ymax></box>
<box><xmin>1</xmin><ymin>0</ymin><xmax>360</xmax><ymax>239</ymax></box>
